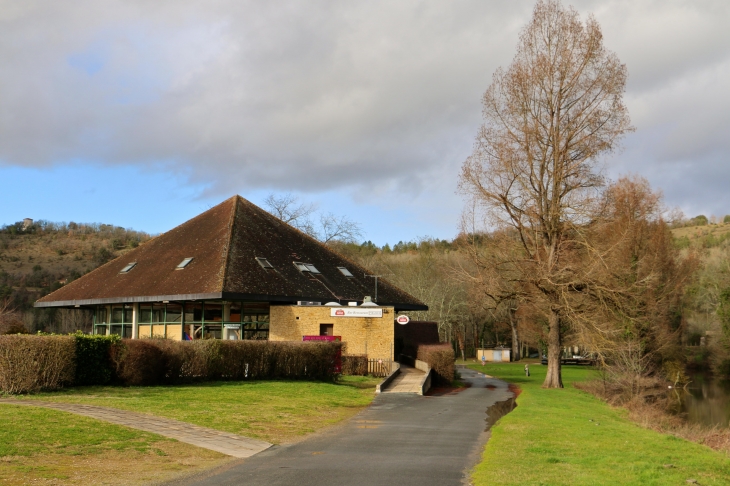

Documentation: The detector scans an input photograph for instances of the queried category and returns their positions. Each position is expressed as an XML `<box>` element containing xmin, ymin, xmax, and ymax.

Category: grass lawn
<box><xmin>469</xmin><ymin>363</ymin><xmax>730</xmax><ymax>486</ymax></box>
<box><xmin>0</xmin><ymin>404</ymin><xmax>225</xmax><ymax>485</ymax></box>
<box><xmin>8</xmin><ymin>376</ymin><xmax>381</xmax><ymax>444</ymax></box>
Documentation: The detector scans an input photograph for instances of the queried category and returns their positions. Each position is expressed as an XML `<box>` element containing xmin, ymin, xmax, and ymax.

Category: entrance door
<box><xmin>493</xmin><ymin>350</ymin><xmax>502</xmax><ymax>362</ymax></box>
<box><xmin>320</xmin><ymin>324</ymin><xmax>334</xmax><ymax>336</ymax></box>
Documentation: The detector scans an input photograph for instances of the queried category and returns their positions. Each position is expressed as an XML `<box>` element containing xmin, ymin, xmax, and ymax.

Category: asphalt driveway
<box><xmin>169</xmin><ymin>367</ymin><xmax>514</xmax><ymax>486</ymax></box>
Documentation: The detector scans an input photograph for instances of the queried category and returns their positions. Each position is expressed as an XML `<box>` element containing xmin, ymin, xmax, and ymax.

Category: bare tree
<box><xmin>316</xmin><ymin>212</ymin><xmax>363</xmax><ymax>244</ymax></box>
<box><xmin>0</xmin><ymin>298</ymin><xmax>25</xmax><ymax>335</ymax></box>
<box><xmin>263</xmin><ymin>193</ymin><xmax>318</xmax><ymax>232</ymax></box>
<box><xmin>458</xmin><ymin>0</ymin><xmax>632</xmax><ymax>387</ymax></box>
<box><xmin>264</xmin><ymin>193</ymin><xmax>363</xmax><ymax>245</ymax></box>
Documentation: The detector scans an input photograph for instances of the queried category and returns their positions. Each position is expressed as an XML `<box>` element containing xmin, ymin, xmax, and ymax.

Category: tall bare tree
<box><xmin>459</xmin><ymin>0</ymin><xmax>632</xmax><ymax>387</ymax></box>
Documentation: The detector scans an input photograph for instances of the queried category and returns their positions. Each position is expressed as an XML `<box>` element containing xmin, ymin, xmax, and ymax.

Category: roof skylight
<box><xmin>256</xmin><ymin>257</ymin><xmax>274</xmax><ymax>269</ymax></box>
<box><xmin>337</xmin><ymin>267</ymin><xmax>354</xmax><ymax>277</ymax></box>
<box><xmin>294</xmin><ymin>262</ymin><xmax>320</xmax><ymax>274</ymax></box>
<box><xmin>119</xmin><ymin>262</ymin><xmax>137</xmax><ymax>274</ymax></box>
<box><xmin>176</xmin><ymin>257</ymin><xmax>194</xmax><ymax>269</ymax></box>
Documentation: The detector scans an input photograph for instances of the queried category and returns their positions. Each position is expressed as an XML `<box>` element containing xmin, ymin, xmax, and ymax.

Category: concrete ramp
<box><xmin>379</xmin><ymin>364</ymin><xmax>427</xmax><ymax>394</ymax></box>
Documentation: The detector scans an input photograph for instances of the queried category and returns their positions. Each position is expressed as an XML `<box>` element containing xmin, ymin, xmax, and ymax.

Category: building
<box><xmin>35</xmin><ymin>196</ymin><xmax>427</xmax><ymax>361</ymax></box>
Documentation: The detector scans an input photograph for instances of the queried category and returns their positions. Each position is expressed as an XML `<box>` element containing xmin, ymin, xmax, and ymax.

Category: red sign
<box><xmin>302</xmin><ymin>335</ymin><xmax>341</xmax><ymax>342</ymax></box>
<box><xmin>396</xmin><ymin>315</ymin><xmax>410</xmax><ymax>325</ymax></box>
<box><xmin>303</xmin><ymin>335</ymin><xmax>342</xmax><ymax>373</ymax></box>
<box><xmin>335</xmin><ymin>309</ymin><xmax>345</xmax><ymax>316</ymax></box>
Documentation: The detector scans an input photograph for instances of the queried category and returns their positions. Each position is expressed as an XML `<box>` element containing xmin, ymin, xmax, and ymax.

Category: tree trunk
<box><xmin>543</xmin><ymin>308</ymin><xmax>563</xmax><ymax>388</ymax></box>
<box><xmin>508</xmin><ymin>308</ymin><xmax>520</xmax><ymax>361</ymax></box>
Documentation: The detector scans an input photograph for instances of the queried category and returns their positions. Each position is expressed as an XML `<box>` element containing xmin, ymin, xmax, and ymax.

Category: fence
<box><xmin>367</xmin><ymin>359</ymin><xmax>394</xmax><ymax>377</ymax></box>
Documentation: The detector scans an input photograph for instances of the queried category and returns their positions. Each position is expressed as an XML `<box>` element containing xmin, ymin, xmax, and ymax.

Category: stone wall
<box><xmin>269</xmin><ymin>305</ymin><xmax>395</xmax><ymax>360</ymax></box>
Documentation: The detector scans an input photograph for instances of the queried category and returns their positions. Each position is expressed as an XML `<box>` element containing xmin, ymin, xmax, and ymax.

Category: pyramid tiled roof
<box><xmin>35</xmin><ymin>196</ymin><xmax>427</xmax><ymax>311</ymax></box>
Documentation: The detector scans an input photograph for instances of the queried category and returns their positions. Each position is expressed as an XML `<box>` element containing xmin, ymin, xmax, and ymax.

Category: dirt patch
<box><xmin>508</xmin><ymin>383</ymin><xmax>522</xmax><ymax>398</ymax></box>
<box><xmin>485</xmin><ymin>384</ymin><xmax>497</xmax><ymax>390</ymax></box>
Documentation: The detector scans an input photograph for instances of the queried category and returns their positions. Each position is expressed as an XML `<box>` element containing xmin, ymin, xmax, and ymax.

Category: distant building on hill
<box><xmin>35</xmin><ymin>196</ymin><xmax>427</xmax><ymax>361</ymax></box>
<box><xmin>22</xmin><ymin>218</ymin><xmax>33</xmax><ymax>230</ymax></box>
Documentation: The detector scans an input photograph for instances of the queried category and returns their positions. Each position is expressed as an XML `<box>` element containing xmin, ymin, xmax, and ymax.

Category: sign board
<box><xmin>302</xmin><ymin>335</ymin><xmax>342</xmax><ymax>342</ymax></box>
<box><xmin>330</xmin><ymin>308</ymin><xmax>383</xmax><ymax>318</ymax></box>
<box><xmin>224</xmin><ymin>324</ymin><xmax>241</xmax><ymax>329</ymax></box>
<box><xmin>396</xmin><ymin>315</ymin><xmax>410</xmax><ymax>325</ymax></box>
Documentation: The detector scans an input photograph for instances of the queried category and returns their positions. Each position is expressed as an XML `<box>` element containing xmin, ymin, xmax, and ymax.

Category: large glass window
<box><xmin>166</xmin><ymin>304</ymin><xmax>182</xmax><ymax>323</ymax></box>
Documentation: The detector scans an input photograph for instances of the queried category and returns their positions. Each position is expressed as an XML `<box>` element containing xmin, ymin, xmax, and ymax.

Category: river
<box><xmin>679</xmin><ymin>373</ymin><xmax>730</xmax><ymax>428</ymax></box>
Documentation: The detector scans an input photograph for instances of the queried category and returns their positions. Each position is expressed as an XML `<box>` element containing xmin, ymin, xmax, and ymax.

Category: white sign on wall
<box><xmin>330</xmin><ymin>308</ymin><xmax>383</xmax><ymax>318</ymax></box>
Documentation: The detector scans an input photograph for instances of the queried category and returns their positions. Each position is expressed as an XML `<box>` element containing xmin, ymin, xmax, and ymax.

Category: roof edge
<box><xmin>34</xmin><ymin>293</ymin><xmax>224</xmax><ymax>308</ymax></box>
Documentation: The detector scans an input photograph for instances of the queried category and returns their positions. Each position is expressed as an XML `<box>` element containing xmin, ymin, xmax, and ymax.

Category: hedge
<box><xmin>416</xmin><ymin>344</ymin><xmax>454</xmax><ymax>386</ymax></box>
<box><xmin>0</xmin><ymin>335</ymin><xmax>76</xmax><ymax>394</ymax></box>
<box><xmin>341</xmin><ymin>355</ymin><xmax>368</xmax><ymax>375</ymax></box>
<box><xmin>74</xmin><ymin>333</ymin><xmax>119</xmax><ymax>386</ymax></box>
<box><xmin>0</xmin><ymin>335</ymin><xmax>343</xmax><ymax>393</ymax></box>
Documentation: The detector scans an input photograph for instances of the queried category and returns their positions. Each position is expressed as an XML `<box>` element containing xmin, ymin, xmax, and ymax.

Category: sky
<box><xmin>1</xmin><ymin>0</ymin><xmax>728</xmax><ymax>245</ymax></box>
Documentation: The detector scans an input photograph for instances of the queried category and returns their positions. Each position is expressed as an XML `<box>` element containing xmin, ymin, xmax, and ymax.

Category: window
<box><xmin>293</xmin><ymin>262</ymin><xmax>320</xmax><ymax>274</ymax></box>
<box><xmin>177</xmin><ymin>257</ymin><xmax>194</xmax><ymax>269</ymax></box>
<box><xmin>119</xmin><ymin>262</ymin><xmax>136</xmax><ymax>274</ymax></box>
<box><xmin>256</xmin><ymin>257</ymin><xmax>274</xmax><ymax>269</ymax></box>
<box><xmin>337</xmin><ymin>267</ymin><xmax>354</xmax><ymax>277</ymax></box>
<box><xmin>320</xmin><ymin>324</ymin><xmax>334</xmax><ymax>336</ymax></box>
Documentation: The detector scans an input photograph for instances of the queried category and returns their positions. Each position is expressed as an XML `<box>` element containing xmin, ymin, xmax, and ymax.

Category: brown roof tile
<box><xmin>36</xmin><ymin>196</ymin><xmax>427</xmax><ymax>311</ymax></box>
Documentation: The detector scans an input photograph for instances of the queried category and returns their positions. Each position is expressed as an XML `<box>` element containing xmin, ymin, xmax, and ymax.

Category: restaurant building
<box><xmin>35</xmin><ymin>196</ymin><xmax>427</xmax><ymax>361</ymax></box>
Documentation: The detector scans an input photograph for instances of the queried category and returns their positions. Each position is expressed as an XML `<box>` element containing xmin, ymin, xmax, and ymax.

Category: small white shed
<box><xmin>476</xmin><ymin>347</ymin><xmax>511</xmax><ymax>362</ymax></box>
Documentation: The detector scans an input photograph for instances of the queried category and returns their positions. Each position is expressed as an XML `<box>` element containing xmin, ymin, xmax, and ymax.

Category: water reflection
<box><xmin>679</xmin><ymin>373</ymin><xmax>730</xmax><ymax>428</ymax></box>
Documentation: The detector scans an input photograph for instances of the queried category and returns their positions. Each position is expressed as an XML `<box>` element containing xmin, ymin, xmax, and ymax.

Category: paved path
<box><xmin>0</xmin><ymin>400</ymin><xmax>271</xmax><ymax>458</ymax></box>
<box><xmin>381</xmin><ymin>364</ymin><xmax>426</xmax><ymax>393</ymax></box>
<box><xmin>169</xmin><ymin>367</ymin><xmax>514</xmax><ymax>486</ymax></box>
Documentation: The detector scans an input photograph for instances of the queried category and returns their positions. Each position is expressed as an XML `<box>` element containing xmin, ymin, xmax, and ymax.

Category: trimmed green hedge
<box><xmin>0</xmin><ymin>334</ymin><xmax>343</xmax><ymax>393</ymax></box>
<box><xmin>74</xmin><ymin>332</ymin><xmax>119</xmax><ymax>386</ymax></box>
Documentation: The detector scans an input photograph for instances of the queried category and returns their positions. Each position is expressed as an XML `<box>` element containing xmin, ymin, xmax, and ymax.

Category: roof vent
<box><xmin>176</xmin><ymin>257</ymin><xmax>194</xmax><ymax>269</ymax></box>
<box><xmin>256</xmin><ymin>257</ymin><xmax>274</xmax><ymax>269</ymax></box>
<box><xmin>337</xmin><ymin>267</ymin><xmax>354</xmax><ymax>277</ymax></box>
<box><xmin>325</xmin><ymin>302</ymin><xmax>341</xmax><ymax>306</ymax></box>
<box><xmin>119</xmin><ymin>262</ymin><xmax>137</xmax><ymax>274</ymax></box>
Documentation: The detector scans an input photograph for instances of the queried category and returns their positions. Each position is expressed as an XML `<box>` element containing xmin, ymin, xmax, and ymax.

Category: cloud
<box><xmin>0</xmin><ymin>0</ymin><xmax>729</xmax><ymax>220</ymax></box>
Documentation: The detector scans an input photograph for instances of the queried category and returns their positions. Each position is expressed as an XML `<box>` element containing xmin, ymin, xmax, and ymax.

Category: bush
<box><xmin>74</xmin><ymin>333</ymin><xmax>119</xmax><ymax>386</ymax></box>
<box><xmin>417</xmin><ymin>344</ymin><xmax>454</xmax><ymax>386</ymax></box>
<box><xmin>0</xmin><ymin>335</ymin><xmax>75</xmax><ymax>394</ymax></box>
<box><xmin>110</xmin><ymin>339</ymin><xmax>165</xmax><ymax>386</ymax></box>
<box><xmin>0</xmin><ymin>335</ymin><xmax>343</xmax><ymax>393</ymax></box>
<box><xmin>341</xmin><ymin>355</ymin><xmax>368</xmax><ymax>375</ymax></box>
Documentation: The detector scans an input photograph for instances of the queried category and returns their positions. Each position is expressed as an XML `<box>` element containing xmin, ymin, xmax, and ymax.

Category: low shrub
<box><xmin>341</xmin><ymin>355</ymin><xmax>368</xmax><ymax>375</ymax></box>
<box><xmin>74</xmin><ymin>333</ymin><xmax>119</xmax><ymax>386</ymax></box>
<box><xmin>0</xmin><ymin>335</ymin><xmax>75</xmax><ymax>394</ymax></box>
<box><xmin>417</xmin><ymin>344</ymin><xmax>454</xmax><ymax>386</ymax></box>
<box><xmin>110</xmin><ymin>339</ymin><xmax>165</xmax><ymax>386</ymax></box>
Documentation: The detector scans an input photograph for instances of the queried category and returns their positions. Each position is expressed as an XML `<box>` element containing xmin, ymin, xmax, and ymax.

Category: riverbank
<box><xmin>469</xmin><ymin>363</ymin><xmax>730</xmax><ymax>485</ymax></box>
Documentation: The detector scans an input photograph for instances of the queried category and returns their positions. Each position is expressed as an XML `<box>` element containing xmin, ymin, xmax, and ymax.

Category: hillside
<box><xmin>0</xmin><ymin>220</ymin><xmax>151</xmax><ymax>316</ymax></box>
<box><xmin>671</xmin><ymin>220</ymin><xmax>730</xmax><ymax>250</ymax></box>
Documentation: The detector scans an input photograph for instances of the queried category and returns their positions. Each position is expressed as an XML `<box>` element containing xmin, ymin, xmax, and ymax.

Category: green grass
<box><xmin>0</xmin><ymin>404</ymin><xmax>225</xmax><ymax>485</ymax></box>
<box><xmin>470</xmin><ymin>363</ymin><xmax>730</xmax><ymax>486</ymax></box>
<box><xmin>11</xmin><ymin>376</ymin><xmax>381</xmax><ymax>444</ymax></box>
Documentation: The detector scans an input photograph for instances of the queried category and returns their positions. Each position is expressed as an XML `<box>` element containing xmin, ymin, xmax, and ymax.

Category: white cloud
<box><xmin>0</xmin><ymin>0</ymin><xmax>729</xmax><ymax>224</ymax></box>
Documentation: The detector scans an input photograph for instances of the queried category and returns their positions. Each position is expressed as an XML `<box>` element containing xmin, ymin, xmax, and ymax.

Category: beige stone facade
<box><xmin>269</xmin><ymin>305</ymin><xmax>395</xmax><ymax>360</ymax></box>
